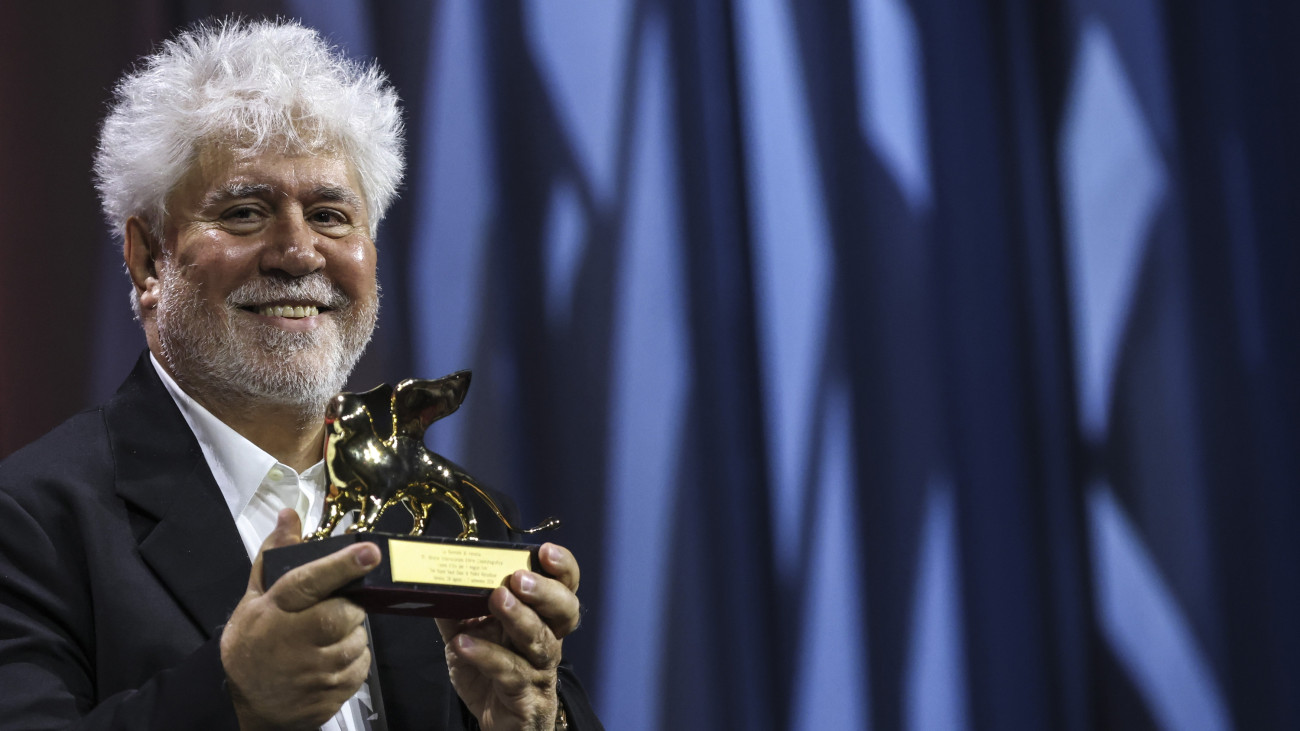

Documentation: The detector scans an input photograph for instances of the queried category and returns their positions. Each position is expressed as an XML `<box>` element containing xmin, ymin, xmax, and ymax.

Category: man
<box><xmin>0</xmin><ymin>18</ymin><xmax>600</xmax><ymax>731</ymax></box>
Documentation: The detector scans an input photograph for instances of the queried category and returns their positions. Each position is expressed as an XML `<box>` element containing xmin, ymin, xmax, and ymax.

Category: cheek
<box><xmin>174</xmin><ymin>234</ymin><xmax>262</xmax><ymax>291</ymax></box>
<box><xmin>331</xmin><ymin>239</ymin><xmax>378</xmax><ymax>298</ymax></box>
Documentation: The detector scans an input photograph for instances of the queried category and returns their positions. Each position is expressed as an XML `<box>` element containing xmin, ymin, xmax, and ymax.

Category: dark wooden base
<box><xmin>262</xmin><ymin>533</ymin><xmax>545</xmax><ymax>619</ymax></box>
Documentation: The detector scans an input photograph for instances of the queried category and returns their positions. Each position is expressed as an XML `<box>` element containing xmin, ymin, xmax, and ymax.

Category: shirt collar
<box><xmin>150</xmin><ymin>353</ymin><xmax>283</xmax><ymax>519</ymax></box>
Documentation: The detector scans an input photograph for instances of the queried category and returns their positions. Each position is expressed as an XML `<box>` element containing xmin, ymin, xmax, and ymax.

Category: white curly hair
<box><xmin>95</xmin><ymin>17</ymin><xmax>405</xmax><ymax>243</ymax></box>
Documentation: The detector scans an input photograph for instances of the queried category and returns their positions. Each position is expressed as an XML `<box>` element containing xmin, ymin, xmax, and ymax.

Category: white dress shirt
<box><xmin>151</xmin><ymin>355</ymin><xmax>375</xmax><ymax>731</ymax></box>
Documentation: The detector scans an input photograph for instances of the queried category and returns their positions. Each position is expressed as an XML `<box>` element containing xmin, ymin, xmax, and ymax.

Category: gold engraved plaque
<box><xmin>389</xmin><ymin>539</ymin><xmax>532</xmax><ymax>588</ymax></box>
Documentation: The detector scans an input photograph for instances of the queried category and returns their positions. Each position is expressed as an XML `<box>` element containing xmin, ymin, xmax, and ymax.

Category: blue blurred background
<box><xmin>3</xmin><ymin>1</ymin><xmax>1299</xmax><ymax>728</ymax></box>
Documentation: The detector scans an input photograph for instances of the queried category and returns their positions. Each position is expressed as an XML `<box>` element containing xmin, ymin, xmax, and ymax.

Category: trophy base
<box><xmin>262</xmin><ymin>533</ymin><xmax>545</xmax><ymax>619</ymax></box>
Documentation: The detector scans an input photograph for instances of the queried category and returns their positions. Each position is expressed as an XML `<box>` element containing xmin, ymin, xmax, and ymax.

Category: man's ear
<box><xmin>124</xmin><ymin>216</ymin><xmax>162</xmax><ymax>311</ymax></box>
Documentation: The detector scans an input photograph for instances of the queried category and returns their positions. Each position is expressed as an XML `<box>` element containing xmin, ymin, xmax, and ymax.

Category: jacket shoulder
<box><xmin>0</xmin><ymin>406</ymin><xmax>116</xmax><ymax>512</ymax></box>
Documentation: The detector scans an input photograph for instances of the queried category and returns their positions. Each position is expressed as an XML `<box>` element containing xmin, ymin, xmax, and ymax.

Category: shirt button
<box><xmin>268</xmin><ymin>467</ymin><xmax>285</xmax><ymax>481</ymax></box>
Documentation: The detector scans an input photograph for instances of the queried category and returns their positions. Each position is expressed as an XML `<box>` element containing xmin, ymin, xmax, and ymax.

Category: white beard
<box><xmin>154</xmin><ymin>263</ymin><xmax>378</xmax><ymax>416</ymax></box>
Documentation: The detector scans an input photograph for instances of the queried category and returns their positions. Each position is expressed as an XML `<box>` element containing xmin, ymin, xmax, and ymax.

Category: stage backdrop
<box><xmin>3</xmin><ymin>1</ymin><xmax>1298</xmax><ymax>729</ymax></box>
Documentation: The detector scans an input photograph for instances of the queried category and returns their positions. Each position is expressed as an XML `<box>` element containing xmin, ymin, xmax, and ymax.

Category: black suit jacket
<box><xmin>0</xmin><ymin>354</ymin><xmax>601</xmax><ymax>730</ymax></box>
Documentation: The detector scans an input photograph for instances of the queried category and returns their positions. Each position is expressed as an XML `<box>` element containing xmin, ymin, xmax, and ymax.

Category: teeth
<box><xmin>257</xmin><ymin>305</ymin><xmax>320</xmax><ymax>318</ymax></box>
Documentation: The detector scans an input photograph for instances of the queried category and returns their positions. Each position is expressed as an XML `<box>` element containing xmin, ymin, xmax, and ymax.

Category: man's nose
<box><xmin>261</xmin><ymin>213</ymin><xmax>326</xmax><ymax>277</ymax></box>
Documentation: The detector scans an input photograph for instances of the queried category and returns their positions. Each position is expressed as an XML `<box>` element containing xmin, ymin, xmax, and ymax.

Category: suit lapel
<box><xmin>107</xmin><ymin>354</ymin><xmax>251</xmax><ymax>638</ymax></box>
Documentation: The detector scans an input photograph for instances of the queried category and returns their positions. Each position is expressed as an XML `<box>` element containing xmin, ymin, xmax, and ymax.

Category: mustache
<box><xmin>225</xmin><ymin>273</ymin><xmax>351</xmax><ymax>310</ymax></box>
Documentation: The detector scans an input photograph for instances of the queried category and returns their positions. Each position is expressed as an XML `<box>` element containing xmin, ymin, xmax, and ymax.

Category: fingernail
<box><xmin>518</xmin><ymin>572</ymin><xmax>537</xmax><ymax>595</ymax></box>
<box><xmin>355</xmin><ymin>544</ymin><xmax>381</xmax><ymax>568</ymax></box>
<box><xmin>542</xmin><ymin>544</ymin><xmax>561</xmax><ymax>564</ymax></box>
<box><xmin>456</xmin><ymin>634</ymin><xmax>476</xmax><ymax>650</ymax></box>
<box><xmin>502</xmin><ymin>590</ymin><xmax>517</xmax><ymax>610</ymax></box>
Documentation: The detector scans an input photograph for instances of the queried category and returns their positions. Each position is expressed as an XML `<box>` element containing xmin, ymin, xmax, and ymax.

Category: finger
<box><xmin>331</xmin><ymin>644</ymin><xmax>373</xmax><ymax>694</ymax></box>
<box><xmin>305</xmin><ymin>641</ymin><xmax>373</xmax><ymax>706</ymax></box>
<box><xmin>247</xmin><ymin>509</ymin><xmax>305</xmax><ymax>594</ymax></box>
<box><xmin>447</xmin><ymin>632</ymin><xmax>537</xmax><ymax>696</ymax></box>
<box><xmin>297</xmin><ymin>597</ymin><xmax>370</xmax><ymax>646</ymax></box>
<box><xmin>314</xmin><ymin>623</ymin><xmax>371</xmax><ymax>673</ymax></box>
<box><xmin>510</xmin><ymin>569</ymin><xmax>582</xmax><ymax>639</ymax></box>
<box><xmin>491</xmin><ymin>586</ymin><xmax>562</xmax><ymax>670</ymax></box>
<box><xmin>435</xmin><ymin>617</ymin><xmax>462</xmax><ymax>644</ymax></box>
<box><xmin>538</xmin><ymin>543</ymin><xmax>580</xmax><ymax>593</ymax></box>
<box><xmin>267</xmin><ymin>541</ymin><xmax>381</xmax><ymax>613</ymax></box>
<box><xmin>435</xmin><ymin>614</ymin><xmax>500</xmax><ymax>653</ymax></box>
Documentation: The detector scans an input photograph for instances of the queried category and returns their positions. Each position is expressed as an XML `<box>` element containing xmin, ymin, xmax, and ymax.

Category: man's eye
<box><xmin>310</xmin><ymin>209</ymin><xmax>347</xmax><ymax>225</ymax></box>
<box><xmin>224</xmin><ymin>207</ymin><xmax>262</xmax><ymax>222</ymax></box>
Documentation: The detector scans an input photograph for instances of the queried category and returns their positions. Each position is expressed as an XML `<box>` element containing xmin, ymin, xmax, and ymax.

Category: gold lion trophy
<box><xmin>261</xmin><ymin>371</ymin><xmax>560</xmax><ymax>618</ymax></box>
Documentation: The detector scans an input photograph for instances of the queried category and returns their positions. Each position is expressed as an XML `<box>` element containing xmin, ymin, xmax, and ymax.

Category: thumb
<box><xmin>247</xmin><ymin>508</ymin><xmax>303</xmax><ymax>595</ymax></box>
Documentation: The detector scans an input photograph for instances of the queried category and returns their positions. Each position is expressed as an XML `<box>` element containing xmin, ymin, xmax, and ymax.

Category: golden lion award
<box><xmin>261</xmin><ymin>371</ymin><xmax>560</xmax><ymax>618</ymax></box>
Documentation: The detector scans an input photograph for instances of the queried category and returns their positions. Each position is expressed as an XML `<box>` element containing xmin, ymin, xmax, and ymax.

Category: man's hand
<box><xmin>220</xmin><ymin>509</ymin><xmax>380</xmax><ymax>731</ymax></box>
<box><xmin>436</xmin><ymin>542</ymin><xmax>583</xmax><ymax>730</ymax></box>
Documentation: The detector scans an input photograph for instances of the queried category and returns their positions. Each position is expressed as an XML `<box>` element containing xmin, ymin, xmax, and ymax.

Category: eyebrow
<box><xmin>202</xmin><ymin>182</ymin><xmax>274</xmax><ymax>207</ymax></box>
<box><xmin>312</xmin><ymin>186</ymin><xmax>364</xmax><ymax>210</ymax></box>
<box><xmin>200</xmin><ymin>183</ymin><xmax>364</xmax><ymax>210</ymax></box>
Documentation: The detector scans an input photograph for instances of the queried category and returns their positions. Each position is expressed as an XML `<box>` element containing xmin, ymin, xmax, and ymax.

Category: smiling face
<box><xmin>142</xmin><ymin>144</ymin><xmax>379</xmax><ymax>413</ymax></box>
